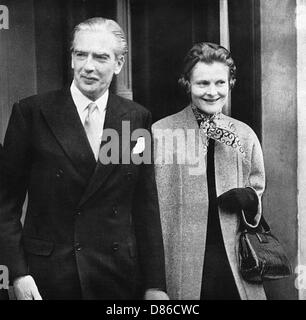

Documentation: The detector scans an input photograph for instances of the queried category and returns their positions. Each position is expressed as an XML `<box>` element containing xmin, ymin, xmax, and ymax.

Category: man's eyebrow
<box><xmin>93</xmin><ymin>52</ymin><xmax>111</xmax><ymax>58</ymax></box>
<box><xmin>73</xmin><ymin>50</ymin><xmax>111</xmax><ymax>58</ymax></box>
<box><xmin>73</xmin><ymin>49</ymin><xmax>87</xmax><ymax>54</ymax></box>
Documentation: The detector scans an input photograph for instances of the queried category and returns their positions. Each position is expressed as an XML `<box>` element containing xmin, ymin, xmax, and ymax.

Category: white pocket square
<box><xmin>132</xmin><ymin>137</ymin><xmax>145</xmax><ymax>154</ymax></box>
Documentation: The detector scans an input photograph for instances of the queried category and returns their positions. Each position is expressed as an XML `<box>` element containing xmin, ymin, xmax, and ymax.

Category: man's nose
<box><xmin>207</xmin><ymin>84</ymin><xmax>217</xmax><ymax>96</ymax></box>
<box><xmin>83</xmin><ymin>56</ymin><xmax>95</xmax><ymax>71</ymax></box>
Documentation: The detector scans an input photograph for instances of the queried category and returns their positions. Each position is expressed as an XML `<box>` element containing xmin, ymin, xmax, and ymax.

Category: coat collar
<box><xmin>184</xmin><ymin>105</ymin><xmax>245</xmax><ymax>154</ymax></box>
<box><xmin>185</xmin><ymin>104</ymin><xmax>238</xmax><ymax>133</ymax></box>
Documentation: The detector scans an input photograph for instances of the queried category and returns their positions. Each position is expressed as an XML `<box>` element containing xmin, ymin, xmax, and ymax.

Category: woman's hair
<box><xmin>178</xmin><ymin>42</ymin><xmax>236</xmax><ymax>92</ymax></box>
<box><xmin>71</xmin><ymin>17</ymin><xmax>128</xmax><ymax>58</ymax></box>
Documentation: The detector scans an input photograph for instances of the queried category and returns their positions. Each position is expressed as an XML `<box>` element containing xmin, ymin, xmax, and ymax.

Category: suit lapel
<box><xmin>40</xmin><ymin>89</ymin><xmax>97</xmax><ymax>183</ymax></box>
<box><xmin>78</xmin><ymin>93</ymin><xmax>130</xmax><ymax>207</ymax></box>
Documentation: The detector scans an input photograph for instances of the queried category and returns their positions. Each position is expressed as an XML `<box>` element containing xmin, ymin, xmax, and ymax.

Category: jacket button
<box><xmin>75</xmin><ymin>243</ymin><xmax>82</xmax><ymax>251</ymax></box>
<box><xmin>112</xmin><ymin>207</ymin><xmax>118</xmax><ymax>215</ymax></box>
<box><xmin>76</xmin><ymin>211</ymin><xmax>81</xmax><ymax>217</ymax></box>
<box><xmin>56</xmin><ymin>169</ymin><xmax>64</xmax><ymax>178</ymax></box>
<box><xmin>126</xmin><ymin>172</ymin><xmax>133</xmax><ymax>181</ymax></box>
<box><xmin>112</xmin><ymin>242</ymin><xmax>119</xmax><ymax>251</ymax></box>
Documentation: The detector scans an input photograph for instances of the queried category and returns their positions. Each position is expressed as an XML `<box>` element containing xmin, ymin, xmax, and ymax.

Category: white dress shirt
<box><xmin>70</xmin><ymin>81</ymin><xmax>108</xmax><ymax>143</ymax></box>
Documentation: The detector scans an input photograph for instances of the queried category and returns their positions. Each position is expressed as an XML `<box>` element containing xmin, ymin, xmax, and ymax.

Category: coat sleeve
<box><xmin>131</xmin><ymin>111</ymin><xmax>166</xmax><ymax>293</ymax></box>
<box><xmin>0</xmin><ymin>102</ymin><xmax>31</xmax><ymax>282</ymax></box>
<box><xmin>242</xmin><ymin>133</ymin><xmax>266</xmax><ymax>228</ymax></box>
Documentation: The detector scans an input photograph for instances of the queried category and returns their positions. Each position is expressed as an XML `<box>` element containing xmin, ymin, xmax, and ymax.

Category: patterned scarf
<box><xmin>191</xmin><ymin>104</ymin><xmax>245</xmax><ymax>154</ymax></box>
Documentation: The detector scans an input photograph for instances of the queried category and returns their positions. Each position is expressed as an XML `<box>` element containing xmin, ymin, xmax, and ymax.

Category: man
<box><xmin>0</xmin><ymin>144</ymin><xmax>9</xmax><ymax>300</ymax></box>
<box><xmin>0</xmin><ymin>17</ymin><xmax>168</xmax><ymax>300</ymax></box>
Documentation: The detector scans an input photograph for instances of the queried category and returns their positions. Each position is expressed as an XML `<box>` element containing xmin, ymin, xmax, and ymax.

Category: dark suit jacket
<box><xmin>0</xmin><ymin>89</ymin><xmax>166</xmax><ymax>299</ymax></box>
<box><xmin>0</xmin><ymin>144</ymin><xmax>9</xmax><ymax>300</ymax></box>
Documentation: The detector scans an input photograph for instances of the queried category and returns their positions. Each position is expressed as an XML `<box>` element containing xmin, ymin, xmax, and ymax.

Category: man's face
<box><xmin>71</xmin><ymin>29</ymin><xmax>124</xmax><ymax>101</ymax></box>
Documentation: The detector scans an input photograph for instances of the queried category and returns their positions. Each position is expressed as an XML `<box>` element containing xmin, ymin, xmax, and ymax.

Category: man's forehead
<box><xmin>74</xmin><ymin>29</ymin><xmax>116</xmax><ymax>42</ymax></box>
<box><xmin>73</xmin><ymin>29</ymin><xmax>117</xmax><ymax>53</ymax></box>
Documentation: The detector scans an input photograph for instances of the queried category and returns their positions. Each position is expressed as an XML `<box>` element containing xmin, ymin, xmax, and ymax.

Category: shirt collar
<box><xmin>70</xmin><ymin>81</ymin><xmax>109</xmax><ymax>114</ymax></box>
<box><xmin>190</xmin><ymin>104</ymin><xmax>245</xmax><ymax>154</ymax></box>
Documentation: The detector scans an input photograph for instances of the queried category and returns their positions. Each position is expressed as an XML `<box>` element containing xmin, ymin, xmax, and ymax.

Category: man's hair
<box><xmin>178</xmin><ymin>42</ymin><xmax>236</xmax><ymax>92</ymax></box>
<box><xmin>71</xmin><ymin>17</ymin><xmax>128</xmax><ymax>57</ymax></box>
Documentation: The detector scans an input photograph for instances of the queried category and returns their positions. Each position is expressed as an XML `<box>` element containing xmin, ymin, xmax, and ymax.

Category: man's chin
<box><xmin>80</xmin><ymin>87</ymin><xmax>106</xmax><ymax>101</ymax></box>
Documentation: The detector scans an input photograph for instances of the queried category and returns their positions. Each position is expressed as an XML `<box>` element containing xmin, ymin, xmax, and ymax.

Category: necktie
<box><xmin>84</xmin><ymin>102</ymin><xmax>102</xmax><ymax>160</ymax></box>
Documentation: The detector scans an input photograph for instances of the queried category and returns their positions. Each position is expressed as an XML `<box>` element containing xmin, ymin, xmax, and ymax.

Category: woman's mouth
<box><xmin>203</xmin><ymin>98</ymin><xmax>220</xmax><ymax>103</ymax></box>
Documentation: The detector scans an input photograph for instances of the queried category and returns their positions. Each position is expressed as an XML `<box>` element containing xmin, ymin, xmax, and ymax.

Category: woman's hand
<box><xmin>144</xmin><ymin>289</ymin><xmax>170</xmax><ymax>300</ymax></box>
<box><xmin>217</xmin><ymin>187</ymin><xmax>258</xmax><ymax>213</ymax></box>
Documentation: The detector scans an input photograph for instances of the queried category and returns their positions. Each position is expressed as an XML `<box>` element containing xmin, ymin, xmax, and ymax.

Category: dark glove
<box><xmin>217</xmin><ymin>187</ymin><xmax>258</xmax><ymax>214</ymax></box>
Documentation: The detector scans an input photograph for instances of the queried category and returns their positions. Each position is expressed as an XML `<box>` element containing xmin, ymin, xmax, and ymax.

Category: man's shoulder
<box><xmin>12</xmin><ymin>89</ymin><xmax>68</xmax><ymax>118</ymax></box>
<box><xmin>152</xmin><ymin>106</ymin><xmax>187</xmax><ymax>130</ymax></box>
<box><xmin>18</xmin><ymin>89</ymin><xmax>67</xmax><ymax>106</ymax></box>
<box><xmin>109</xmin><ymin>93</ymin><xmax>150</xmax><ymax>115</ymax></box>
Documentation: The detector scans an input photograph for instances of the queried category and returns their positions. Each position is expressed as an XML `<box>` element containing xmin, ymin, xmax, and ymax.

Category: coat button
<box><xmin>112</xmin><ymin>242</ymin><xmax>119</xmax><ymax>251</ymax></box>
<box><xmin>126</xmin><ymin>172</ymin><xmax>133</xmax><ymax>181</ymax></box>
<box><xmin>75</xmin><ymin>243</ymin><xmax>82</xmax><ymax>251</ymax></box>
<box><xmin>75</xmin><ymin>211</ymin><xmax>81</xmax><ymax>217</ymax></box>
<box><xmin>112</xmin><ymin>207</ymin><xmax>118</xmax><ymax>215</ymax></box>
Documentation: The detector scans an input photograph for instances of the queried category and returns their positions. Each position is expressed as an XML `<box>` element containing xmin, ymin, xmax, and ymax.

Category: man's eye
<box><xmin>95</xmin><ymin>55</ymin><xmax>109</xmax><ymax>62</ymax></box>
<box><xmin>75</xmin><ymin>52</ymin><xmax>87</xmax><ymax>58</ymax></box>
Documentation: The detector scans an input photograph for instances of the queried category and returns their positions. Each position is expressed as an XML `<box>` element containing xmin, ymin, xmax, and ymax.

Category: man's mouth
<box><xmin>81</xmin><ymin>76</ymin><xmax>98</xmax><ymax>83</ymax></box>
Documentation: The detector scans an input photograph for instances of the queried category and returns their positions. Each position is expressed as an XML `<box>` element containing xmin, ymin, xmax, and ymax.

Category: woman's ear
<box><xmin>178</xmin><ymin>77</ymin><xmax>191</xmax><ymax>93</ymax></box>
<box><xmin>229</xmin><ymin>78</ymin><xmax>236</xmax><ymax>90</ymax></box>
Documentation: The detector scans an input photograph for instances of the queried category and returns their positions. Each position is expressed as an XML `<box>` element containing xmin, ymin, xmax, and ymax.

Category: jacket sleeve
<box><xmin>131</xmin><ymin>111</ymin><xmax>166</xmax><ymax>293</ymax></box>
<box><xmin>0</xmin><ymin>102</ymin><xmax>31</xmax><ymax>282</ymax></box>
<box><xmin>243</xmin><ymin>134</ymin><xmax>266</xmax><ymax>228</ymax></box>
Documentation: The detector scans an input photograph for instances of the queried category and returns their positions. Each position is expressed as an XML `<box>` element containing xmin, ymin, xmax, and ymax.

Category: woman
<box><xmin>152</xmin><ymin>42</ymin><xmax>266</xmax><ymax>300</ymax></box>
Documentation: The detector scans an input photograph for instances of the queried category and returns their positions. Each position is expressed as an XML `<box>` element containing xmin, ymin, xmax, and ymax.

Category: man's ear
<box><xmin>71</xmin><ymin>54</ymin><xmax>74</xmax><ymax>69</ymax></box>
<box><xmin>114</xmin><ymin>55</ymin><xmax>125</xmax><ymax>75</ymax></box>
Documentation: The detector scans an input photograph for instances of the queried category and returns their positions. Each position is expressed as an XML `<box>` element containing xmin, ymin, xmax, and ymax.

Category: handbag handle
<box><xmin>259</xmin><ymin>215</ymin><xmax>271</xmax><ymax>233</ymax></box>
<box><xmin>241</xmin><ymin>210</ymin><xmax>271</xmax><ymax>233</ymax></box>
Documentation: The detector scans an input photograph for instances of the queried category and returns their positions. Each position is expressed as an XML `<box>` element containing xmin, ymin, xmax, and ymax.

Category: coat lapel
<box><xmin>40</xmin><ymin>89</ymin><xmax>97</xmax><ymax>183</ymax></box>
<box><xmin>78</xmin><ymin>93</ymin><xmax>130</xmax><ymax>207</ymax></box>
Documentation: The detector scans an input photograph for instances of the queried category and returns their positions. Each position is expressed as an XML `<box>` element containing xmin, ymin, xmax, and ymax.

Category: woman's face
<box><xmin>189</xmin><ymin>61</ymin><xmax>229</xmax><ymax>114</ymax></box>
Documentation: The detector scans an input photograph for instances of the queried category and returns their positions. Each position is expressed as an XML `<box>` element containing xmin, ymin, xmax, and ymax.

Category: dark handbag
<box><xmin>238</xmin><ymin>212</ymin><xmax>292</xmax><ymax>283</ymax></box>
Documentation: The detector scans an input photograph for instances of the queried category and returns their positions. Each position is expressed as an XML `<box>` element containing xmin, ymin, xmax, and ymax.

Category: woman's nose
<box><xmin>206</xmin><ymin>84</ymin><xmax>217</xmax><ymax>96</ymax></box>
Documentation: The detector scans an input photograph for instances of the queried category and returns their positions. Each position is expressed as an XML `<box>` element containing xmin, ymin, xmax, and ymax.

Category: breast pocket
<box><xmin>23</xmin><ymin>236</ymin><xmax>54</xmax><ymax>256</ymax></box>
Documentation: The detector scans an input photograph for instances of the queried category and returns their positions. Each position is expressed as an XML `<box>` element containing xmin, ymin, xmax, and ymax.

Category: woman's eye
<box><xmin>217</xmin><ymin>80</ymin><xmax>226</xmax><ymax>85</ymax></box>
<box><xmin>197</xmin><ymin>81</ymin><xmax>209</xmax><ymax>87</ymax></box>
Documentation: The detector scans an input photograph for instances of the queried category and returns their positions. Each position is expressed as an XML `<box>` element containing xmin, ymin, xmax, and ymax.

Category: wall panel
<box><xmin>0</xmin><ymin>0</ymin><xmax>37</xmax><ymax>143</ymax></box>
<box><xmin>261</xmin><ymin>0</ymin><xmax>298</xmax><ymax>300</ymax></box>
